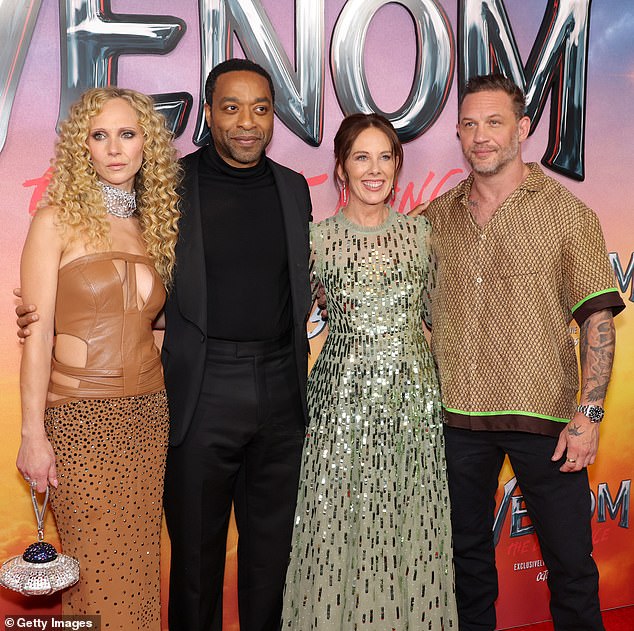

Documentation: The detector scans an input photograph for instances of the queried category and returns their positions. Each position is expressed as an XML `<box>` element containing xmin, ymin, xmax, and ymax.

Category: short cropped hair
<box><xmin>205</xmin><ymin>58</ymin><xmax>275</xmax><ymax>107</ymax></box>
<box><xmin>460</xmin><ymin>73</ymin><xmax>526</xmax><ymax>120</ymax></box>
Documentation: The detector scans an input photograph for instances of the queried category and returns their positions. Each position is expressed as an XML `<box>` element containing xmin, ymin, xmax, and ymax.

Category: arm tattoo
<box><xmin>579</xmin><ymin>309</ymin><xmax>616</xmax><ymax>402</ymax></box>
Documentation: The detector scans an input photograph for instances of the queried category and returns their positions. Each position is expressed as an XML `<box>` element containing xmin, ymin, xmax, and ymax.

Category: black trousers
<box><xmin>444</xmin><ymin>426</ymin><xmax>604</xmax><ymax>631</ymax></box>
<box><xmin>164</xmin><ymin>335</ymin><xmax>305</xmax><ymax>631</ymax></box>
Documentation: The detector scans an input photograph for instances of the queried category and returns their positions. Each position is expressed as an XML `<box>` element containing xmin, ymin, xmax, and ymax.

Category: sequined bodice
<box><xmin>48</xmin><ymin>251</ymin><xmax>166</xmax><ymax>402</ymax></box>
<box><xmin>310</xmin><ymin>210</ymin><xmax>434</xmax><ymax>352</ymax></box>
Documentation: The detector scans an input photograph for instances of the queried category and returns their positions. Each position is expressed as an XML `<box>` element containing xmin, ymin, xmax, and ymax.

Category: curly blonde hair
<box><xmin>41</xmin><ymin>87</ymin><xmax>181</xmax><ymax>286</ymax></box>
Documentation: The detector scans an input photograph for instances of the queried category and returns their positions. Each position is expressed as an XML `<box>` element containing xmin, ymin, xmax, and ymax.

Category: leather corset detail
<box><xmin>48</xmin><ymin>251</ymin><xmax>165</xmax><ymax>403</ymax></box>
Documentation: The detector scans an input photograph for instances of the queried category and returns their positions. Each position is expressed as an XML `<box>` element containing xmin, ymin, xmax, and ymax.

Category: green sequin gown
<box><xmin>282</xmin><ymin>209</ymin><xmax>457</xmax><ymax>630</ymax></box>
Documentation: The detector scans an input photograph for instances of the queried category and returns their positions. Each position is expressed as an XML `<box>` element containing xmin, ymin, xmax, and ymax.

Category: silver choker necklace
<box><xmin>99</xmin><ymin>181</ymin><xmax>137</xmax><ymax>218</ymax></box>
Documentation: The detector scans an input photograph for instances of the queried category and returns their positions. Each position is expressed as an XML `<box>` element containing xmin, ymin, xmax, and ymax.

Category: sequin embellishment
<box><xmin>282</xmin><ymin>210</ymin><xmax>457</xmax><ymax>630</ymax></box>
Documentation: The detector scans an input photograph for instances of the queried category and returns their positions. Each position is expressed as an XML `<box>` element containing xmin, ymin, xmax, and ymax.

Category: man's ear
<box><xmin>518</xmin><ymin>115</ymin><xmax>531</xmax><ymax>142</ymax></box>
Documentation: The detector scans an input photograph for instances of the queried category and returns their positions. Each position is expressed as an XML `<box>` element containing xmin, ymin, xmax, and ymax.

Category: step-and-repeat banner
<box><xmin>0</xmin><ymin>1</ymin><xmax>632</xmax><ymax>629</ymax></box>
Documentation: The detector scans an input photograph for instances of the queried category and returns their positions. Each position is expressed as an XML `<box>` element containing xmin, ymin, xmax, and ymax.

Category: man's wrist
<box><xmin>577</xmin><ymin>404</ymin><xmax>605</xmax><ymax>423</ymax></box>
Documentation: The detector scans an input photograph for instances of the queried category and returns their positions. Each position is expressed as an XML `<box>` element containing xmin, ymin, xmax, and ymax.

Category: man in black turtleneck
<box><xmin>162</xmin><ymin>59</ymin><xmax>312</xmax><ymax>631</ymax></box>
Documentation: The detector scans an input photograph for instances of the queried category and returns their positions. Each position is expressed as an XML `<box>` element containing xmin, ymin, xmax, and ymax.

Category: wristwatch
<box><xmin>577</xmin><ymin>404</ymin><xmax>605</xmax><ymax>423</ymax></box>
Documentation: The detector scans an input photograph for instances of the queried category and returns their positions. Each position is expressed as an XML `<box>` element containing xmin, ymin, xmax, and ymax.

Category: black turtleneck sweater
<box><xmin>198</xmin><ymin>143</ymin><xmax>291</xmax><ymax>341</ymax></box>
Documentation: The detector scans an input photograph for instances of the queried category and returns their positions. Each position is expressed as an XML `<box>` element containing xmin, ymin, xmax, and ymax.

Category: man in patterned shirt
<box><xmin>426</xmin><ymin>73</ymin><xmax>624</xmax><ymax>631</ymax></box>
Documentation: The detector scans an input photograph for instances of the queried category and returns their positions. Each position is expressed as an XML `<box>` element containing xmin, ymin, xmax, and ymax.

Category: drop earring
<box><xmin>340</xmin><ymin>182</ymin><xmax>349</xmax><ymax>207</ymax></box>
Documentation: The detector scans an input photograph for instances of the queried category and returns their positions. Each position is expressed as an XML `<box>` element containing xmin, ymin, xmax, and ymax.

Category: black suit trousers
<box><xmin>164</xmin><ymin>335</ymin><xmax>305</xmax><ymax>631</ymax></box>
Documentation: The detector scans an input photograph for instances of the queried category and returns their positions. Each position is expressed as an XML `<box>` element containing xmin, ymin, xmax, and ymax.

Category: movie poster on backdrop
<box><xmin>0</xmin><ymin>1</ymin><xmax>632</xmax><ymax>629</ymax></box>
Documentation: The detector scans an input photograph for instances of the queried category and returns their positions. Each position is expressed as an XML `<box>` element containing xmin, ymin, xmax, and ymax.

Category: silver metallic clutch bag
<box><xmin>0</xmin><ymin>487</ymin><xmax>80</xmax><ymax>596</ymax></box>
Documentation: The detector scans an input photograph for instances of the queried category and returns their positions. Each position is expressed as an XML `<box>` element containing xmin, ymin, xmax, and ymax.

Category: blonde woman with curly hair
<box><xmin>16</xmin><ymin>87</ymin><xmax>181</xmax><ymax>629</ymax></box>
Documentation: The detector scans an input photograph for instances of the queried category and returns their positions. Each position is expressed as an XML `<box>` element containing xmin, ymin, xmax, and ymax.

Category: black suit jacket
<box><xmin>162</xmin><ymin>147</ymin><xmax>312</xmax><ymax>446</ymax></box>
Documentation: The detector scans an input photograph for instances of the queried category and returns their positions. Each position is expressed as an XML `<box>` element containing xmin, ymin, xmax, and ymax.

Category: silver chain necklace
<box><xmin>99</xmin><ymin>181</ymin><xmax>137</xmax><ymax>218</ymax></box>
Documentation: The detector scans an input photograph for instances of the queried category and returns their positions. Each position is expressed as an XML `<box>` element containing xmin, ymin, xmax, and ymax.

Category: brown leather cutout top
<box><xmin>47</xmin><ymin>251</ymin><xmax>166</xmax><ymax>404</ymax></box>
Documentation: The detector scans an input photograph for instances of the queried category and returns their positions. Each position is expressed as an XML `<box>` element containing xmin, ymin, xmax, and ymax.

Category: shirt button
<box><xmin>475</xmin><ymin>276</ymin><xmax>483</xmax><ymax>284</ymax></box>
<box><xmin>480</xmin><ymin>234</ymin><xmax>486</xmax><ymax>241</ymax></box>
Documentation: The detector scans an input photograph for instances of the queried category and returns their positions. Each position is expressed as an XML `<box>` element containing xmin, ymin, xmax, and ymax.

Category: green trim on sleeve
<box><xmin>442</xmin><ymin>405</ymin><xmax>570</xmax><ymax>424</ymax></box>
<box><xmin>571</xmin><ymin>287</ymin><xmax>620</xmax><ymax>313</ymax></box>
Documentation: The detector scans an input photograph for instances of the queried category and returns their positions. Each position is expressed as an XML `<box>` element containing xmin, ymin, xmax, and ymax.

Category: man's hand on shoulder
<box><xmin>14</xmin><ymin>288</ymin><xmax>38</xmax><ymax>343</ymax></box>
<box><xmin>406</xmin><ymin>200</ymin><xmax>431</xmax><ymax>218</ymax></box>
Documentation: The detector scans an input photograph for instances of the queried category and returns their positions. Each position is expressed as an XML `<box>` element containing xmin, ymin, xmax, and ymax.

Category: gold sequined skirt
<box><xmin>44</xmin><ymin>391</ymin><xmax>169</xmax><ymax>630</ymax></box>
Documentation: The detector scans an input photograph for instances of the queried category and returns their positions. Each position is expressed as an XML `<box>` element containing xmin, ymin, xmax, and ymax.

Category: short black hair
<box><xmin>460</xmin><ymin>73</ymin><xmax>526</xmax><ymax>120</ymax></box>
<box><xmin>205</xmin><ymin>58</ymin><xmax>275</xmax><ymax>107</ymax></box>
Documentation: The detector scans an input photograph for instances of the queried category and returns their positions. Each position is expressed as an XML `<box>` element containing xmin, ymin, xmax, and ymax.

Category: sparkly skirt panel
<box><xmin>44</xmin><ymin>391</ymin><xmax>169</xmax><ymax>630</ymax></box>
<box><xmin>282</xmin><ymin>213</ymin><xmax>457</xmax><ymax>630</ymax></box>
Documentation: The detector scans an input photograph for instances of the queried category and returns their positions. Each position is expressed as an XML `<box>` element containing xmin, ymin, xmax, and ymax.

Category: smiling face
<box><xmin>338</xmin><ymin>126</ymin><xmax>397</xmax><ymax>210</ymax></box>
<box><xmin>87</xmin><ymin>97</ymin><xmax>144</xmax><ymax>192</ymax></box>
<box><xmin>204</xmin><ymin>70</ymin><xmax>274</xmax><ymax>168</ymax></box>
<box><xmin>457</xmin><ymin>89</ymin><xmax>530</xmax><ymax>177</ymax></box>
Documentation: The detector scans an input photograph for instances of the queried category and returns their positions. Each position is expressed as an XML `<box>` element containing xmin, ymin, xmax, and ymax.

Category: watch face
<box><xmin>589</xmin><ymin>407</ymin><xmax>604</xmax><ymax>421</ymax></box>
<box><xmin>583</xmin><ymin>405</ymin><xmax>604</xmax><ymax>422</ymax></box>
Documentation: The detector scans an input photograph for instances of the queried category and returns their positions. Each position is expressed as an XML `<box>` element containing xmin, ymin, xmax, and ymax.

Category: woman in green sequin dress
<box><xmin>282</xmin><ymin>114</ymin><xmax>457</xmax><ymax>630</ymax></box>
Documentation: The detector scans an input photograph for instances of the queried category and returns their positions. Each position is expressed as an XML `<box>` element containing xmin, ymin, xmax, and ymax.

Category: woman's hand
<box><xmin>16</xmin><ymin>432</ymin><xmax>58</xmax><ymax>493</ymax></box>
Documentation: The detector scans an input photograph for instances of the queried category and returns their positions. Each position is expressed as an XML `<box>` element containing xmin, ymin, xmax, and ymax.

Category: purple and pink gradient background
<box><xmin>1</xmin><ymin>2</ymin><xmax>632</xmax><ymax>628</ymax></box>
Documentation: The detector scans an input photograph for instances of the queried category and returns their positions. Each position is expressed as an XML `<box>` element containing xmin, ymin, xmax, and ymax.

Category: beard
<box><xmin>212</xmin><ymin>131</ymin><xmax>271</xmax><ymax>167</ymax></box>
<box><xmin>466</xmin><ymin>133</ymin><xmax>520</xmax><ymax>176</ymax></box>
<box><xmin>224</xmin><ymin>138</ymin><xmax>266</xmax><ymax>165</ymax></box>
<box><xmin>212</xmin><ymin>134</ymin><xmax>270</xmax><ymax>166</ymax></box>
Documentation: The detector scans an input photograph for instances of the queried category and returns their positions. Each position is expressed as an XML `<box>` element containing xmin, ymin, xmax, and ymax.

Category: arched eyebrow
<box><xmin>89</xmin><ymin>125</ymin><xmax>140</xmax><ymax>134</ymax></box>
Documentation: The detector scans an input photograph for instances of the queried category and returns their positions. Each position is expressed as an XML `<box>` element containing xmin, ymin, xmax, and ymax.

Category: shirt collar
<box><xmin>450</xmin><ymin>162</ymin><xmax>546</xmax><ymax>204</ymax></box>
